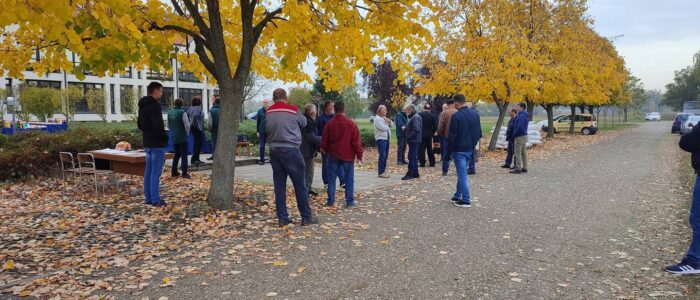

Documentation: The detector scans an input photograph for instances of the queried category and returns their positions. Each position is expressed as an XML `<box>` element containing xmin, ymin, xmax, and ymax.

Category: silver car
<box><xmin>680</xmin><ymin>115</ymin><xmax>700</xmax><ymax>134</ymax></box>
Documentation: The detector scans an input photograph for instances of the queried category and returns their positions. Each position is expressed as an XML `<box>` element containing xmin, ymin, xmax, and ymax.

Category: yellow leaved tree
<box><xmin>0</xmin><ymin>0</ymin><xmax>434</xmax><ymax>209</ymax></box>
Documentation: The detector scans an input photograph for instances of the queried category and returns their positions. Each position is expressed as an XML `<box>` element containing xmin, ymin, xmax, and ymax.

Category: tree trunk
<box><xmin>545</xmin><ymin>104</ymin><xmax>554</xmax><ymax>138</ymax></box>
<box><xmin>488</xmin><ymin>98</ymin><xmax>509</xmax><ymax>151</ymax></box>
<box><xmin>579</xmin><ymin>105</ymin><xmax>585</xmax><ymax>114</ymax></box>
<box><xmin>623</xmin><ymin>107</ymin><xmax>628</xmax><ymax>123</ymax></box>
<box><xmin>205</xmin><ymin>0</ymin><xmax>257</xmax><ymax>210</ymax></box>
<box><xmin>569</xmin><ymin>105</ymin><xmax>576</xmax><ymax>134</ymax></box>
<box><xmin>588</xmin><ymin>105</ymin><xmax>594</xmax><ymax>114</ymax></box>
<box><xmin>526</xmin><ymin>99</ymin><xmax>534</xmax><ymax>121</ymax></box>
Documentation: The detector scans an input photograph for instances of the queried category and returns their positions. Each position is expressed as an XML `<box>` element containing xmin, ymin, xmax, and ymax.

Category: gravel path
<box><xmin>109</xmin><ymin>122</ymin><xmax>699</xmax><ymax>299</ymax></box>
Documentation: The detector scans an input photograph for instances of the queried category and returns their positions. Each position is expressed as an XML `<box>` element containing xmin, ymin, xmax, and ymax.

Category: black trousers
<box><xmin>419</xmin><ymin>137</ymin><xmax>435</xmax><ymax>167</ymax></box>
<box><xmin>191</xmin><ymin>127</ymin><xmax>204</xmax><ymax>163</ymax></box>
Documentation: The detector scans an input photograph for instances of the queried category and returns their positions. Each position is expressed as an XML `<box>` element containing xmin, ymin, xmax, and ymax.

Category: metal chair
<box><xmin>76</xmin><ymin>153</ymin><xmax>115</xmax><ymax>197</ymax></box>
<box><xmin>59</xmin><ymin>152</ymin><xmax>77</xmax><ymax>181</ymax></box>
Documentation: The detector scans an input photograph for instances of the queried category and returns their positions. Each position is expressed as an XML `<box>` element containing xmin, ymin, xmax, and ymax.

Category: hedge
<box><xmin>0</xmin><ymin>128</ymin><xmax>143</xmax><ymax>181</ymax></box>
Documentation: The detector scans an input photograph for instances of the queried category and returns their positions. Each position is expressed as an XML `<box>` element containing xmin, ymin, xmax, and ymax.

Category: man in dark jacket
<box><xmin>501</xmin><ymin>108</ymin><xmax>518</xmax><ymax>169</ymax></box>
<box><xmin>256</xmin><ymin>98</ymin><xmax>270</xmax><ymax>165</ymax></box>
<box><xmin>266</xmin><ymin>89</ymin><xmax>317</xmax><ymax>227</ymax></box>
<box><xmin>418</xmin><ymin>103</ymin><xmax>437</xmax><ymax>167</ymax></box>
<box><xmin>510</xmin><ymin>102</ymin><xmax>530</xmax><ymax>174</ymax></box>
<box><xmin>137</xmin><ymin>82</ymin><xmax>168</xmax><ymax>206</ymax></box>
<box><xmin>395</xmin><ymin>110</ymin><xmax>408</xmax><ymax>165</ymax></box>
<box><xmin>321</xmin><ymin>102</ymin><xmax>363</xmax><ymax>207</ymax></box>
<box><xmin>207</xmin><ymin>97</ymin><xmax>220</xmax><ymax>160</ymax></box>
<box><xmin>466</xmin><ymin>102</ymin><xmax>482</xmax><ymax>174</ymax></box>
<box><xmin>301</xmin><ymin>104</ymin><xmax>321</xmax><ymax>196</ymax></box>
<box><xmin>449</xmin><ymin>94</ymin><xmax>482</xmax><ymax>207</ymax></box>
<box><xmin>402</xmin><ymin>105</ymin><xmax>422</xmax><ymax>180</ymax></box>
<box><xmin>666</xmin><ymin>126</ymin><xmax>700</xmax><ymax>274</ymax></box>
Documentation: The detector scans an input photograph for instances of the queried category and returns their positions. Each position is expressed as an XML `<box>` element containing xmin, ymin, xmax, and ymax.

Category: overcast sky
<box><xmin>587</xmin><ymin>0</ymin><xmax>700</xmax><ymax>91</ymax></box>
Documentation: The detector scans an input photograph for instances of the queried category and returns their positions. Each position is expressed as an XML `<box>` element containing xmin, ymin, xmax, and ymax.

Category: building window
<box><xmin>68</xmin><ymin>82</ymin><xmax>103</xmax><ymax>113</ymax></box>
<box><xmin>110</xmin><ymin>84</ymin><xmax>116</xmax><ymax>114</ymax></box>
<box><xmin>71</xmin><ymin>53</ymin><xmax>93</xmax><ymax>76</ymax></box>
<box><xmin>178</xmin><ymin>88</ymin><xmax>203</xmax><ymax>107</ymax></box>
<box><xmin>24</xmin><ymin>80</ymin><xmax>61</xmax><ymax>89</ymax></box>
<box><xmin>160</xmin><ymin>87</ymin><xmax>174</xmax><ymax>112</ymax></box>
<box><xmin>177</xmin><ymin>71</ymin><xmax>201</xmax><ymax>83</ymax></box>
<box><xmin>147</xmin><ymin>70</ymin><xmax>172</xmax><ymax>81</ymax></box>
<box><xmin>120</xmin><ymin>67</ymin><xmax>133</xmax><ymax>78</ymax></box>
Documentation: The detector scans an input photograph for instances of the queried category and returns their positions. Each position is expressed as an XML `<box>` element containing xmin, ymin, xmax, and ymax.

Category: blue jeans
<box><xmin>327</xmin><ymin>157</ymin><xmax>355</xmax><ymax>205</ymax></box>
<box><xmin>441</xmin><ymin>137</ymin><xmax>451</xmax><ymax>174</ymax></box>
<box><xmin>377</xmin><ymin>139</ymin><xmax>389</xmax><ymax>175</ymax></box>
<box><xmin>322</xmin><ymin>153</ymin><xmax>345</xmax><ymax>185</ymax></box>
<box><xmin>504</xmin><ymin>140</ymin><xmax>514</xmax><ymax>166</ymax></box>
<box><xmin>144</xmin><ymin>147</ymin><xmax>166</xmax><ymax>204</ymax></box>
<box><xmin>453</xmin><ymin>151</ymin><xmax>473</xmax><ymax>203</ymax></box>
<box><xmin>171</xmin><ymin>142</ymin><xmax>188</xmax><ymax>175</ymax></box>
<box><xmin>687</xmin><ymin>175</ymin><xmax>700</xmax><ymax>264</ymax></box>
<box><xmin>259</xmin><ymin>133</ymin><xmax>266</xmax><ymax>163</ymax></box>
<box><xmin>406</xmin><ymin>142</ymin><xmax>420</xmax><ymax>178</ymax></box>
<box><xmin>269</xmin><ymin>147</ymin><xmax>313</xmax><ymax>221</ymax></box>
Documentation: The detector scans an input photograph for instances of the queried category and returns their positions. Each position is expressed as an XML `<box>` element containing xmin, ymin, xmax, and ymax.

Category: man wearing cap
<box><xmin>256</xmin><ymin>98</ymin><xmax>271</xmax><ymax>165</ymax></box>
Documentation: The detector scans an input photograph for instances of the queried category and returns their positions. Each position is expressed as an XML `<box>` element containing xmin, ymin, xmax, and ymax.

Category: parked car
<box><xmin>680</xmin><ymin>115</ymin><xmax>700</xmax><ymax>135</ymax></box>
<box><xmin>550</xmin><ymin>114</ymin><xmax>598</xmax><ymax>135</ymax></box>
<box><xmin>539</xmin><ymin>115</ymin><xmax>565</xmax><ymax>132</ymax></box>
<box><xmin>672</xmin><ymin>113</ymin><xmax>694</xmax><ymax>133</ymax></box>
<box><xmin>644</xmin><ymin>112</ymin><xmax>661</xmax><ymax>121</ymax></box>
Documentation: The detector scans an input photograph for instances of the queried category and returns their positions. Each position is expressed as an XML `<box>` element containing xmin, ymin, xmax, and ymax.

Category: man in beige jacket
<box><xmin>437</xmin><ymin>99</ymin><xmax>458</xmax><ymax>176</ymax></box>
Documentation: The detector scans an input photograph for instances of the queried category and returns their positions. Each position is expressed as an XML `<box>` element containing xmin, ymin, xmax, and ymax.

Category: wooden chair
<box><xmin>59</xmin><ymin>152</ymin><xmax>77</xmax><ymax>181</ymax></box>
<box><xmin>76</xmin><ymin>153</ymin><xmax>115</xmax><ymax>197</ymax></box>
<box><xmin>236</xmin><ymin>141</ymin><xmax>252</xmax><ymax>157</ymax></box>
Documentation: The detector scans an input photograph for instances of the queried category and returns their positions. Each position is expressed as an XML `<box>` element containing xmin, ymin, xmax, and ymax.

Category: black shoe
<box><xmin>442</xmin><ymin>172</ymin><xmax>448</xmax><ymax>176</ymax></box>
<box><xmin>420</xmin><ymin>165</ymin><xmax>426</xmax><ymax>168</ymax></box>
<box><xmin>153</xmin><ymin>201</ymin><xmax>168</xmax><ymax>207</ymax></box>
<box><xmin>258</xmin><ymin>161</ymin><xmax>265</xmax><ymax>165</ymax></box>
<box><xmin>401</xmin><ymin>176</ymin><xmax>415</xmax><ymax>181</ymax></box>
<box><xmin>451</xmin><ymin>196</ymin><xmax>460</xmax><ymax>202</ymax></box>
<box><xmin>279</xmin><ymin>218</ymin><xmax>293</xmax><ymax>227</ymax></box>
<box><xmin>453</xmin><ymin>201</ymin><xmax>471</xmax><ymax>208</ymax></box>
<box><xmin>397</xmin><ymin>161</ymin><xmax>407</xmax><ymax>165</ymax></box>
<box><xmin>510</xmin><ymin>166</ymin><xmax>517</xmax><ymax>170</ymax></box>
<box><xmin>301</xmin><ymin>216</ymin><xmax>319</xmax><ymax>226</ymax></box>
<box><xmin>309</xmin><ymin>189</ymin><xmax>319</xmax><ymax>196</ymax></box>
<box><xmin>467</xmin><ymin>170</ymin><xmax>476</xmax><ymax>175</ymax></box>
<box><xmin>192</xmin><ymin>160</ymin><xmax>205</xmax><ymax>165</ymax></box>
<box><xmin>171</xmin><ymin>172</ymin><xmax>181</xmax><ymax>177</ymax></box>
<box><xmin>429</xmin><ymin>164</ymin><xmax>436</xmax><ymax>167</ymax></box>
<box><xmin>500</xmin><ymin>165</ymin><xmax>510</xmax><ymax>169</ymax></box>
<box><xmin>182</xmin><ymin>174</ymin><xmax>192</xmax><ymax>179</ymax></box>
<box><xmin>510</xmin><ymin>169</ymin><xmax>522</xmax><ymax>174</ymax></box>
<box><xmin>521</xmin><ymin>169</ymin><xmax>528</xmax><ymax>173</ymax></box>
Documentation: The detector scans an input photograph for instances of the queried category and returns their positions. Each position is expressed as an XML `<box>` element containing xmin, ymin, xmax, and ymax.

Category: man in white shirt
<box><xmin>374</xmin><ymin>105</ymin><xmax>393</xmax><ymax>178</ymax></box>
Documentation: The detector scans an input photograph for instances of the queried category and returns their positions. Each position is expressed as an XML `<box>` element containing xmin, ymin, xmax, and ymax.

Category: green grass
<box><xmin>70</xmin><ymin>121</ymin><xmax>138</xmax><ymax>131</ymax></box>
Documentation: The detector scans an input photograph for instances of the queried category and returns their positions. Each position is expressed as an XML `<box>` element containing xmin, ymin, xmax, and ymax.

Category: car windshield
<box><xmin>688</xmin><ymin>116</ymin><xmax>700</xmax><ymax>123</ymax></box>
<box><xmin>678</xmin><ymin>114</ymin><xmax>692</xmax><ymax>122</ymax></box>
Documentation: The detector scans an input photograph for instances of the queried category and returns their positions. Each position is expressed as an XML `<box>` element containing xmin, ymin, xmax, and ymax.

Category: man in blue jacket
<box><xmin>395</xmin><ymin>109</ymin><xmax>408</xmax><ymax>165</ymax></box>
<box><xmin>448</xmin><ymin>94</ymin><xmax>482</xmax><ymax>207</ymax></box>
<box><xmin>256</xmin><ymin>98</ymin><xmax>270</xmax><ymax>165</ymax></box>
<box><xmin>510</xmin><ymin>102</ymin><xmax>529</xmax><ymax>174</ymax></box>
<box><xmin>501</xmin><ymin>108</ymin><xmax>517</xmax><ymax>169</ymax></box>
<box><xmin>666</xmin><ymin>124</ymin><xmax>700</xmax><ymax>274</ymax></box>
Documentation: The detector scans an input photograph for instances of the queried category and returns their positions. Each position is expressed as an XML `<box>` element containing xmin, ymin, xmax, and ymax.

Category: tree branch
<box><xmin>182</xmin><ymin>0</ymin><xmax>211</xmax><ymax>38</ymax></box>
<box><xmin>253</xmin><ymin>7</ymin><xmax>283</xmax><ymax>42</ymax></box>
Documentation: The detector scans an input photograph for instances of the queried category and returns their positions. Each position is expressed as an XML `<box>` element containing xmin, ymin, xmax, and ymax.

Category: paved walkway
<box><xmin>199</xmin><ymin>161</ymin><xmax>403</xmax><ymax>192</ymax></box>
<box><xmin>108</xmin><ymin>122</ymin><xmax>700</xmax><ymax>299</ymax></box>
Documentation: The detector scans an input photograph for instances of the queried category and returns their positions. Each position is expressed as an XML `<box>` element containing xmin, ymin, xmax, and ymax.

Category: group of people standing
<box><xmin>263</xmin><ymin>88</ymin><xmax>363</xmax><ymax>227</ymax></box>
<box><xmin>137</xmin><ymin>82</ymin><xmax>221</xmax><ymax>206</ymax></box>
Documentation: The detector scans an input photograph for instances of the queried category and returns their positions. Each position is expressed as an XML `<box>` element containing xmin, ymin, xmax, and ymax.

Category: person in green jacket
<box><xmin>207</xmin><ymin>97</ymin><xmax>220</xmax><ymax>161</ymax></box>
<box><xmin>167</xmin><ymin>98</ymin><xmax>191</xmax><ymax>179</ymax></box>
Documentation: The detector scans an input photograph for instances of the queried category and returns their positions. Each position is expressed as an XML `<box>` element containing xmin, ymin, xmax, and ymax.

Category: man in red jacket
<box><xmin>321</xmin><ymin>102</ymin><xmax>363</xmax><ymax>207</ymax></box>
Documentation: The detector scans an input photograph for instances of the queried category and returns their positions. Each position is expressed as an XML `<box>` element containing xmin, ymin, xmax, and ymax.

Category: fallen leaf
<box><xmin>511</xmin><ymin>278</ymin><xmax>522</xmax><ymax>283</ymax></box>
<box><xmin>297</xmin><ymin>266</ymin><xmax>306</xmax><ymax>273</ymax></box>
<box><xmin>3</xmin><ymin>260</ymin><xmax>14</xmax><ymax>270</ymax></box>
<box><xmin>266</xmin><ymin>292</ymin><xmax>278</xmax><ymax>297</ymax></box>
<box><xmin>272</xmin><ymin>260</ymin><xmax>288</xmax><ymax>267</ymax></box>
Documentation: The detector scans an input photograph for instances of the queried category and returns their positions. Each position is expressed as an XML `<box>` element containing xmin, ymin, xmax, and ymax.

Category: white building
<box><xmin>2</xmin><ymin>49</ymin><xmax>219</xmax><ymax>122</ymax></box>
